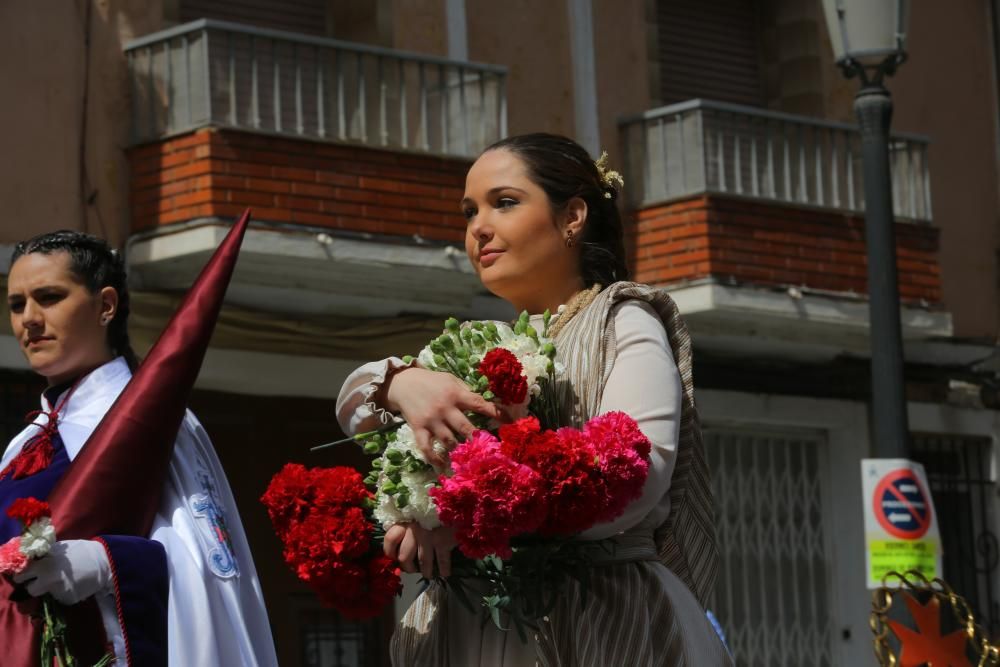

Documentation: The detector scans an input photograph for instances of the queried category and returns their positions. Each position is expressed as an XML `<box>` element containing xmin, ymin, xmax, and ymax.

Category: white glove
<box><xmin>12</xmin><ymin>539</ymin><xmax>112</xmax><ymax>605</ymax></box>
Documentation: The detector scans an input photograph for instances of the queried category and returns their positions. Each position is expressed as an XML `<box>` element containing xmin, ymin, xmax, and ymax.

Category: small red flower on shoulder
<box><xmin>6</xmin><ymin>497</ymin><xmax>51</xmax><ymax>526</ymax></box>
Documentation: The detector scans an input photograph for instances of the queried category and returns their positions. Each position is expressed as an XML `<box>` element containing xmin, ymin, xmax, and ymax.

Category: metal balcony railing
<box><xmin>125</xmin><ymin>19</ymin><xmax>508</xmax><ymax>158</ymax></box>
<box><xmin>620</xmin><ymin>99</ymin><xmax>932</xmax><ymax>222</ymax></box>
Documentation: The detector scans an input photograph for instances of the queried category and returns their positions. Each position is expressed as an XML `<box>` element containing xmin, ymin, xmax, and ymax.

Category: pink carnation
<box><xmin>431</xmin><ymin>431</ymin><xmax>546</xmax><ymax>558</ymax></box>
<box><xmin>0</xmin><ymin>537</ymin><xmax>28</xmax><ymax>576</ymax></box>
<box><xmin>584</xmin><ymin>412</ymin><xmax>651</xmax><ymax>523</ymax></box>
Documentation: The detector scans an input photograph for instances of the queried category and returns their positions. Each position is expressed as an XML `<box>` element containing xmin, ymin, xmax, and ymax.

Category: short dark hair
<box><xmin>11</xmin><ymin>231</ymin><xmax>138</xmax><ymax>369</ymax></box>
<box><xmin>484</xmin><ymin>133</ymin><xmax>629</xmax><ymax>286</ymax></box>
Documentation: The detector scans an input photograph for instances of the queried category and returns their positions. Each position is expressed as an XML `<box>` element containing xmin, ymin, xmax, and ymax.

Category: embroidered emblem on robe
<box><xmin>190</xmin><ymin>469</ymin><xmax>239</xmax><ymax>578</ymax></box>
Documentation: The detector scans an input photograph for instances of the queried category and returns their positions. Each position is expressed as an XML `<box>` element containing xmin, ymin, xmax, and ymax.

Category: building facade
<box><xmin>1</xmin><ymin>1</ymin><xmax>999</xmax><ymax>665</ymax></box>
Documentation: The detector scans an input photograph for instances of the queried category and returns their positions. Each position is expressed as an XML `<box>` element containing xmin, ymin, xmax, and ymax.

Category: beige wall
<box><xmin>0</xmin><ymin>0</ymin><xmax>165</xmax><ymax>248</ymax></box>
<box><xmin>593</xmin><ymin>0</ymin><xmax>652</xmax><ymax>166</ymax></box>
<box><xmin>391</xmin><ymin>0</ymin><xmax>448</xmax><ymax>55</ymax></box>
<box><xmin>890</xmin><ymin>1</ymin><xmax>1000</xmax><ymax>340</ymax></box>
<box><xmin>466</xmin><ymin>0</ymin><xmax>575</xmax><ymax>137</ymax></box>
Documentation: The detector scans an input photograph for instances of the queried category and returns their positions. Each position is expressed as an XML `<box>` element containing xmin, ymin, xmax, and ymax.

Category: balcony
<box><xmin>123</xmin><ymin>20</ymin><xmax>509</xmax><ymax>321</ymax></box>
<box><xmin>619</xmin><ymin>100</ymin><xmax>949</xmax><ymax>361</ymax></box>
<box><xmin>126</xmin><ymin>19</ymin><xmax>507</xmax><ymax>157</ymax></box>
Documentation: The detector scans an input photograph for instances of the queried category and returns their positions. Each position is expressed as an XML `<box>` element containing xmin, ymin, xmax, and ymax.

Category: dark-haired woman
<box><xmin>337</xmin><ymin>134</ymin><xmax>732</xmax><ymax>665</ymax></box>
<box><xmin>1</xmin><ymin>232</ymin><xmax>277</xmax><ymax>666</ymax></box>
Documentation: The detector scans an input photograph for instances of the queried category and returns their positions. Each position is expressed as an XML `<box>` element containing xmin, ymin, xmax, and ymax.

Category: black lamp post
<box><xmin>822</xmin><ymin>0</ymin><xmax>911</xmax><ymax>458</ymax></box>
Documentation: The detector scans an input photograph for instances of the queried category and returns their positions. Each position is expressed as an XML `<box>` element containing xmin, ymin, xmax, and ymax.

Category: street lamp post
<box><xmin>821</xmin><ymin>0</ymin><xmax>911</xmax><ymax>458</ymax></box>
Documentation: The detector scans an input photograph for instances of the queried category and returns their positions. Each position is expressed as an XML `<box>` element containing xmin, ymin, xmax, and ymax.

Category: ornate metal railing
<box><xmin>620</xmin><ymin>99</ymin><xmax>932</xmax><ymax>222</ymax></box>
<box><xmin>125</xmin><ymin>19</ymin><xmax>507</xmax><ymax>158</ymax></box>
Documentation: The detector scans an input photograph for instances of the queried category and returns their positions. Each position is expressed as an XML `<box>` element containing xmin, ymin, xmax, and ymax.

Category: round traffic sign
<box><xmin>872</xmin><ymin>468</ymin><xmax>932</xmax><ymax>539</ymax></box>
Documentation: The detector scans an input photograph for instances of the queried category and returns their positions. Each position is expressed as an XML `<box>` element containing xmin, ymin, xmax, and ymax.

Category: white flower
<box><xmin>373</xmin><ymin>468</ymin><xmax>441</xmax><ymax>530</ymax></box>
<box><xmin>19</xmin><ymin>518</ymin><xmax>56</xmax><ymax>559</ymax></box>
<box><xmin>417</xmin><ymin>346</ymin><xmax>438</xmax><ymax>370</ymax></box>
<box><xmin>390</xmin><ymin>424</ymin><xmax>446</xmax><ymax>464</ymax></box>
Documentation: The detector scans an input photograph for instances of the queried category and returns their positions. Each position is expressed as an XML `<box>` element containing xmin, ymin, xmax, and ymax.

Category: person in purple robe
<box><xmin>1</xmin><ymin>231</ymin><xmax>277</xmax><ymax>666</ymax></box>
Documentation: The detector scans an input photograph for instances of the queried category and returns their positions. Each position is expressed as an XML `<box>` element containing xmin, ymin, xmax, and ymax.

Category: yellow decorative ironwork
<box><xmin>871</xmin><ymin>569</ymin><xmax>999</xmax><ymax>666</ymax></box>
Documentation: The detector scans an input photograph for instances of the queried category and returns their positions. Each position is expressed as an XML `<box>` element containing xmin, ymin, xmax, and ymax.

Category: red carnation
<box><xmin>261</xmin><ymin>464</ymin><xmax>371</xmax><ymax>540</ymax></box>
<box><xmin>528</xmin><ymin>428</ymin><xmax>608</xmax><ymax>536</ymax></box>
<box><xmin>431</xmin><ymin>430</ymin><xmax>546</xmax><ymax>558</ymax></box>
<box><xmin>282</xmin><ymin>508</ymin><xmax>373</xmax><ymax>582</ymax></box>
<box><xmin>479</xmin><ymin>348</ymin><xmax>528</xmax><ymax>405</ymax></box>
<box><xmin>315</xmin><ymin>555</ymin><xmax>402</xmax><ymax>620</ymax></box>
<box><xmin>6</xmin><ymin>497</ymin><xmax>51</xmax><ymax>527</ymax></box>
<box><xmin>260</xmin><ymin>463</ymin><xmax>315</xmax><ymax>538</ymax></box>
<box><xmin>584</xmin><ymin>412</ymin><xmax>651</xmax><ymax>523</ymax></box>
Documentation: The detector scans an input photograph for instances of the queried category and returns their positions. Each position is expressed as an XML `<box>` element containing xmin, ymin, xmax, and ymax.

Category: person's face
<box><xmin>7</xmin><ymin>251</ymin><xmax>117</xmax><ymax>386</ymax></box>
<box><xmin>462</xmin><ymin>149</ymin><xmax>585</xmax><ymax>312</ymax></box>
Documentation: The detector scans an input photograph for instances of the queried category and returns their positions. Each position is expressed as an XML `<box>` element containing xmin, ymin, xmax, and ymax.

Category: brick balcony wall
<box><xmin>128</xmin><ymin>128</ymin><xmax>470</xmax><ymax>243</ymax></box>
<box><xmin>129</xmin><ymin>133</ymin><xmax>942</xmax><ymax>305</ymax></box>
<box><xmin>630</xmin><ymin>195</ymin><xmax>942</xmax><ymax>304</ymax></box>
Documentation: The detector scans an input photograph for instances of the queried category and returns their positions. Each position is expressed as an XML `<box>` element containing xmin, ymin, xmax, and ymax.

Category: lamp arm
<box><xmin>837</xmin><ymin>52</ymin><xmax>908</xmax><ymax>87</ymax></box>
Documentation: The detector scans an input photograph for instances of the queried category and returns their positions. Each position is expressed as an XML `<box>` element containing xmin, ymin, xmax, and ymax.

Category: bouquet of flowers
<box><xmin>260</xmin><ymin>463</ymin><xmax>401</xmax><ymax>619</ymax></box>
<box><xmin>264</xmin><ymin>310</ymin><xmax>652</xmax><ymax>634</ymax></box>
<box><xmin>357</xmin><ymin>313</ymin><xmax>561</xmax><ymax>531</ymax></box>
<box><xmin>0</xmin><ymin>497</ymin><xmax>113</xmax><ymax>667</ymax></box>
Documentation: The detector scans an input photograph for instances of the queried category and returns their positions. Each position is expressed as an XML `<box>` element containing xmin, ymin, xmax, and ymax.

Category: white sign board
<box><xmin>861</xmin><ymin>458</ymin><xmax>942</xmax><ymax>589</ymax></box>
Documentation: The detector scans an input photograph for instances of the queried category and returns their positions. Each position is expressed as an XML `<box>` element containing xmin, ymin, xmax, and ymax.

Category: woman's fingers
<box><xmin>397</xmin><ymin>526</ymin><xmax>418</xmax><ymax>573</ymax></box>
<box><xmin>444</xmin><ymin>408</ymin><xmax>476</xmax><ymax>443</ymax></box>
<box><xmin>456</xmin><ymin>390</ymin><xmax>505</xmax><ymax>422</ymax></box>
<box><xmin>414</xmin><ymin>428</ymin><xmax>447</xmax><ymax>468</ymax></box>
<box><xmin>383</xmin><ymin>524</ymin><xmax>406</xmax><ymax>559</ymax></box>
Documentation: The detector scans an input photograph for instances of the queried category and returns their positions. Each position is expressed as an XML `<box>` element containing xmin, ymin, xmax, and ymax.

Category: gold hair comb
<box><xmin>595</xmin><ymin>151</ymin><xmax>625</xmax><ymax>199</ymax></box>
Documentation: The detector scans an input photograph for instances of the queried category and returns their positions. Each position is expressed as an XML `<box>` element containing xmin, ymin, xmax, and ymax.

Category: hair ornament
<box><xmin>594</xmin><ymin>151</ymin><xmax>624</xmax><ymax>199</ymax></box>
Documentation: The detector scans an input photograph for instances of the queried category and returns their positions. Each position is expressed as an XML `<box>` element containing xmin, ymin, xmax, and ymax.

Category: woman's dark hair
<box><xmin>11</xmin><ymin>230</ymin><xmax>139</xmax><ymax>370</ymax></box>
<box><xmin>484</xmin><ymin>133</ymin><xmax>629</xmax><ymax>286</ymax></box>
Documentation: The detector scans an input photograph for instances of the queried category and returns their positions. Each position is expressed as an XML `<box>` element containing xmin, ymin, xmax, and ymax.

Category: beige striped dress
<box><xmin>387</xmin><ymin>283</ymin><xmax>733</xmax><ymax>666</ymax></box>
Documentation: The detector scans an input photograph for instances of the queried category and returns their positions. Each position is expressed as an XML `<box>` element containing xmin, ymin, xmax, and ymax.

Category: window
<box><xmin>654</xmin><ymin>0</ymin><xmax>764</xmax><ymax>106</ymax></box>
<box><xmin>181</xmin><ymin>0</ymin><xmax>329</xmax><ymax>36</ymax></box>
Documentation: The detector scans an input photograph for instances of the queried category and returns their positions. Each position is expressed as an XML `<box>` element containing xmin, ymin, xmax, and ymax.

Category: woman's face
<box><xmin>7</xmin><ymin>251</ymin><xmax>116</xmax><ymax>386</ymax></box>
<box><xmin>462</xmin><ymin>149</ymin><xmax>585</xmax><ymax>312</ymax></box>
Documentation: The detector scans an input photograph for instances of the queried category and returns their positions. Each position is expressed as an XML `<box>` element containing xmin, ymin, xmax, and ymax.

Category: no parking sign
<box><xmin>862</xmin><ymin>459</ymin><xmax>942</xmax><ymax>589</ymax></box>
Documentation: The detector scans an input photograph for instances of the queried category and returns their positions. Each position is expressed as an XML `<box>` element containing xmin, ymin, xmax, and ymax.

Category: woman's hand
<box><xmin>384</xmin><ymin>523</ymin><xmax>457</xmax><ymax>579</ymax></box>
<box><xmin>382</xmin><ymin>367</ymin><xmax>502</xmax><ymax>466</ymax></box>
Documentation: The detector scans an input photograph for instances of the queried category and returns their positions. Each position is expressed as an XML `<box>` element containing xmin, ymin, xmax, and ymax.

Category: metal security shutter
<box><xmin>656</xmin><ymin>0</ymin><xmax>763</xmax><ymax>106</ymax></box>
<box><xmin>911</xmin><ymin>434</ymin><xmax>1000</xmax><ymax>638</ymax></box>
<box><xmin>181</xmin><ymin>0</ymin><xmax>327</xmax><ymax>36</ymax></box>
<box><xmin>706</xmin><ymin>426</ymin><xmax>836</xmax><ymax>666</ymax></box>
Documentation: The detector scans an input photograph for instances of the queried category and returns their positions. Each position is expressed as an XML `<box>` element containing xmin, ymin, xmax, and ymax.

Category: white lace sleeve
<box><xmin>335</xmin><ymin>357</ymin><xmax>413</xmax><ymax>435</ymax></box>
<box><xmin>579</xmin><ymin>300</ymin><xmax>681</xmax><ymax>540</ymax></box>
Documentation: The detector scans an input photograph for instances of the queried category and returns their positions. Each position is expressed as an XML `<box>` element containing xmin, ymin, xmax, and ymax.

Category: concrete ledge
<box><xmin>668</xmin><ymin>281</ymin><xmax>955</xmax><ymax>362</ymax></box>
<box><xmin>126</xmin><ymin>219</ymin><xmax>513</xmax><ymax>320</ymax></box>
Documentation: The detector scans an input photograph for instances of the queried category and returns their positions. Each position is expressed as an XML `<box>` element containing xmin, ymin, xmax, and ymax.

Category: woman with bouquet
<box><xmin>336</xmin><ymin>133</ymin><xmax>731</xmax><ymax>665</ymax></box>
<box><xmin>0</xmin><ymin>231</ymin><xmax>276</xmax><ymax>665</ymax></box>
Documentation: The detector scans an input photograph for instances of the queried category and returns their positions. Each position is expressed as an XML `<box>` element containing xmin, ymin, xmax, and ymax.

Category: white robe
<box><xmin>0</xmin><ymin>357</ymin><xmax>278</xmax><ymax>667</ymax></box>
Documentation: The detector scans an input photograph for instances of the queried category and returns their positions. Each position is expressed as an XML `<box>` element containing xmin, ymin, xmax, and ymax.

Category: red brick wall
<box><xmin>128</xmin><ymin>128</ymin><xmax>470</xmax><ymax>243</ymax></box>
<box><xmin>631</xmin><ymin>195</ymin><xmax>942</xmax><ymax>304</ymax></box>
<box><xmin>129</xmin><ymin>132</ymin><xmax>942</xmax><ymax>304</ymax></box>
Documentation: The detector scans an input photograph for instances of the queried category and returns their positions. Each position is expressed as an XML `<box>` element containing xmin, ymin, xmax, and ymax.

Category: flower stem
<box><xmin>311</xmin><ymin>421</ymin><xmax>402</xmax><ymax>452</ymax></box>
